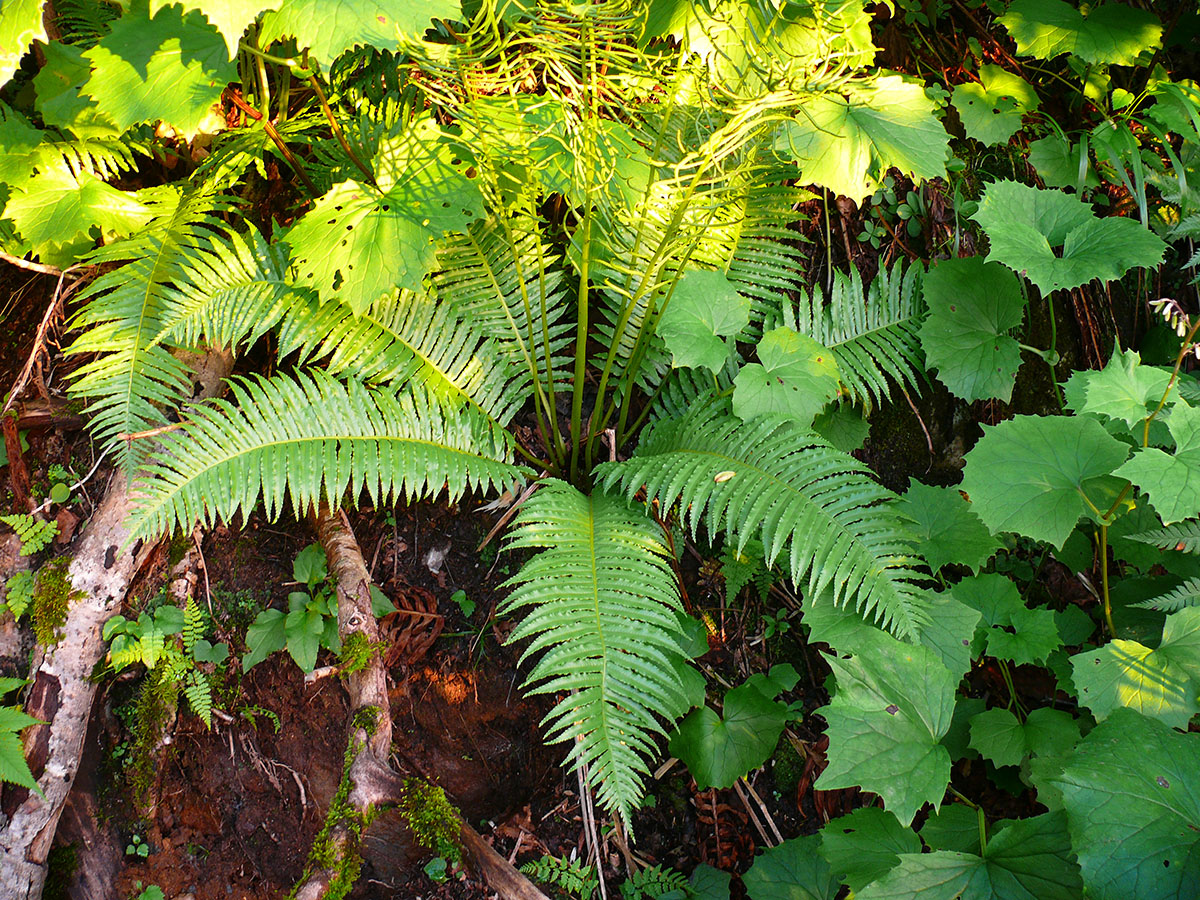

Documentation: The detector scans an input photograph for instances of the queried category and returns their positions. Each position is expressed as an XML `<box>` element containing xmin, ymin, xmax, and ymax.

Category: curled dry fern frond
<box><xmin>126</xmin><ymin>371</ymin><xmax>526</xmax><ymax>541</ymax></box>
<box><xmin>501</xmin><ymin>481</ymin><xmax>693</xmax><ymax>826</ymax></box>
<box><xmin>599</xmin><ymin>400</ymin><xmax>931</xmax><ymax>640</ymax></box>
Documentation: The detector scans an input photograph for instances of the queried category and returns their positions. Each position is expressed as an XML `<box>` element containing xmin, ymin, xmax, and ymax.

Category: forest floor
<box><xmin>0</xmin><ymin>185</ymin><xmax>1109</xmax><ymax>900</ymax></box>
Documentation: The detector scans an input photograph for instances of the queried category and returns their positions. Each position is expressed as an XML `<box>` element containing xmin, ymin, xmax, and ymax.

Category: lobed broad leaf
<box><xmin>657</xmin><ymin>269</ymin><xmax>750</xmax><ymax>373</ymax></box>
<box><xmin>1044</xmin><ymin>707</ymin><xmax>1200</xmax><ymax>899</ymax></box>
<box><xmin>856</xmin><ymin>812</ymin><xmax>1082</xmax><ymax>900</ymax></box>
<box><xmin>972</xmin><ymin>180</ymin><xmax>1166</xmax><ymax>295</ymax></box>
<box><xmin>733</xmin><ymin>328</ymin><xmax>840</xmax><ymax>428</ymax></box>
<box><xmin>999</xmin><ymin>0</ymin><xmax>1162</xmax><ymax>66</ymax></box>
<box><xmin>1066</xmin><ymin>345</ymin><xmax>1175</xmax><ymax>431</ymax></box>
<box><xmin>1070</xmin><ymin>606</ymin><xmax>1200</xmax><ymax>728</ymax></box>
<box><xmin>774</xmin><ymin>76</ymin><xmax>950</xmax><ymax>201</ymax></box>
<box><xmin>952</xmin><ymin>66</ymin><xmax>1039</xmax><ymax>146</ymax></box>
<box><xmin>960</xmin><ymin>414</ymin><xmax>1129</xmax><ymax>549</ymax></box>
<box><xmin>1116</xmin><ymin>403</ymin><xmax>1200</xmax><ymax>524</ymax></box>
<box><xmin>820</xmin><ymin>808</ymin><xmax>921</xmax><ymax>892</ymax></box>
<box><xmin>895</xmin><ymin>482</ymin><xmax>1001</xmax><ymax>573</ymax></box>
<box><xmin>815</xmin><ymin>628</ymin><xmax>957</xmax><ymax>826</ymax></box>
<box><xmin>83</xmin><ymin>0</ymin><xmax>236</xmax><ymax>136</ymax></box>
<box><xmin>967</xmin><ymin>707</ymin><xmax>1080</xmax><ymax>768</ymax></box>
<box><xmin>743</xmin><ymin>834</ymin><xmax>839</xmax><ymax>900</ymax></box>
<box><xmin>149</xmin><ymin>0</ymin><xmax>283</xmax><ymax>59</ymax></box>
<box><xmin>918</xmin><ymin>256</ymin><xmax>1026</xmax><ymax>403</ymax></box>
<box><xmin>0</xmin><ymin>0</ymin><xmax>47</xmax><ymax>88</ymax></box>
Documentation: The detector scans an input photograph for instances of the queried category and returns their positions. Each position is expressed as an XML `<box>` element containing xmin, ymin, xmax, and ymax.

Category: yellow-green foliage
<box><xmin>32</xmin><ymin>557</ymin><xmax>79</xmax><ymax>646</ymax></box>
<box><xmin>337</xmin><ymin>632</ymin><xmax>382</xmax><ymax>675</ymax></box>
<box><xmin>398</xmin><ymin>778</ymin><xmax>462</xmax><ymax>864</ymax></box>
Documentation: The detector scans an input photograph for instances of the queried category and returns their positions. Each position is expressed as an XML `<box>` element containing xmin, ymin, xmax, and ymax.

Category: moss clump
<box><xmin>32</xmin><ymin>557</ymin><xmax>80</xmax><ymax>646</ymax></box>
<box><xmin>338</xmin><ymin>631</ymin><xmax>383</xmax><ymax>675</ymax></box>
<box><xmin>126</xmin><ymin>667</ymin><xmax>179</xmax><ymax>799</ymax></box>
<box><xmin>398</xmin><ymin>778</ymin><xmax>462</xmax><ymax>864</ymax></box>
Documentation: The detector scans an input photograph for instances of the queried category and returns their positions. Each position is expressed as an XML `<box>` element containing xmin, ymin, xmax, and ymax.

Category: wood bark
<box><xmin>294</xmin><ymin>506</ymin><xmax>548</xmax><ymax>900</ymax></box>
<box><xmin>0</xmin><ymin>350</ymin><xmax>232</xmax><ymax>899</ymax></box>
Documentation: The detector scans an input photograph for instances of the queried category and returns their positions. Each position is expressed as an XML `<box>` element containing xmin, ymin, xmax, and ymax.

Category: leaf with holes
<box><xmin>919</xmin><ymin>256</ymin><xmax>1027</xmax><ymax>402</ymax></box>
<box><xmin>1044</xmin><ymin>708</ymin><xmax>1200</xmax><ymax>899</ymax></box>
<box><xmin>1071</xmin><ymin>607</ymin><xmax>1200</xmax><ymax>728</ymax></box>
<box><xmin>815</xmin><ymin>628</ymin><xmax>957</xmax><ymax>826</ymax></box>
<box><xmin>286</xmin><ymin>116</ymin><xmax>484</xmax><ymax>311</ymax></box>
<box><xmin>1116</xmin><ymin>403</ymin><xmax>1200</xmax><ymax>525</ymax></box>
<box><xmin>972</xmin><ymin>181</ymin><xmax>1166</xmax><ymax>295</ymax></box>
<box><xmin>960</xmin><ymin>414</ymin><xmax>1129</xmax><ymax>549</ymax></box>
<box><xmin>952</xmin><ymin>66</ymin><xmax>1039</xmax><ymax>146</ymax></box>
<box><xmin>733</xmin><ymin>327</ymin><xmax>840</xmax><ymax>427</ymax></box>
<box><xmin>658</xmin><ymin>270</ymin><xmax>751</xmax><ymax>372</ymax></box>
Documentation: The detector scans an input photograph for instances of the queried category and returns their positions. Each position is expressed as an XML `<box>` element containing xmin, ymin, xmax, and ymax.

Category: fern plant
<box><xmin>4</xmin><ymin>0</ymin><xmax>955</xmax><ymax>829</ymax></box>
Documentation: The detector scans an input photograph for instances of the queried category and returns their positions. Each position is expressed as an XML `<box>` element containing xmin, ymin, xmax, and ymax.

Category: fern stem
<box><xmin>305</xmin><ymin>74</ymin><xmax>376</xmax><ymax>187</ymax></box>
<box><xmin>224</xmin><ymin>89</ymin><xmax>318</xmax><ymax>196</ymax></box>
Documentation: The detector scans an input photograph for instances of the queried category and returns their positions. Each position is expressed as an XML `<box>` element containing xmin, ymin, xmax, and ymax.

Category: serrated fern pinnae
<box><xmin>34</xmin><ymin>134</ymin><xmax>145</xmax><ymax>180</ymax></box>
<box><xmin>1132</xmin><ymin>577</ymin><xmax>1200</xmax><ymax>611</ymax></box>
<box><xmin>780</xmin><ymin>261</ymin><xmax>926</xmax><ymax>412</ymax></box>
<box><xmin>126</xmin><ymin>371</ymin><xmax>527</xmax><ymax>541</ymax></box>
<box><xmin>67</xmin><ymin>187</ymin><xmax>234</xmax><ymax>471</ymax></box>
<box><xmin>1128</xmin><ymin>518</ymin><xmax>1200</xmax><ymax>554</ymax></box>
<box><xmin>501</xmin><ymin>481</ymin><xmax>692</xmax><ymax>825</ymax></box>
<box><xmin>598</xmin><ymin>400</ymin><xmax>931</xmax><ymax>640</ymax></box>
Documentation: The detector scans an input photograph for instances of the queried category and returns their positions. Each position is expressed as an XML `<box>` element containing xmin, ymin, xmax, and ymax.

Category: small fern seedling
<box><xmin>0</xmin><ymin>514</ymin><xmax>58</xmax><ymax>556</ymax></box>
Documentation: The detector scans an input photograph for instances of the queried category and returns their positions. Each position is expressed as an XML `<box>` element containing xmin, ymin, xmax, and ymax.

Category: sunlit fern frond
<box><xmin>67</xmin><ymin>187</ymin><xmax>233</xmax><ymax>470</ymax></box>
<box><xmin>434</xmin><ymin>218</ymin><xmax>571</xmax><ymax>393</ymax></box>
<box><xmin>784</xmin><ymin>261</ymin><xmax>926</xmax><ymax>412</ymax></box>
<box><xmin>126</xmin><ymin>370</ymin><xmax>526</xmax><ymax>541</ymax></box>
<box><xmin>51</xmin><ymin>0</ymin><xmax>118</xmax><ymax>46</ymax></box>
<box><xmin>599</xmin><ymin>398</ymin><xmax>931</xmax><ymax>639</ymax></box>
<box><xmin>502</xmin><ymin>480</ymin><xmax>692</xmax><ymax>827</ymax></box>
<box><xmin>33</xmin><ymin>134</ymin><xmax>145</xmax><ymax>179</ymax></box>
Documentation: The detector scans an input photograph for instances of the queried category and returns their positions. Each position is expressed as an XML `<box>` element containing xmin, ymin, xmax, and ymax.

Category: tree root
<box><xmin>0</xmin><ymin>350</ymin><xmax>232</xmax><ymax>900</ymax></box>
<box><xmin>290</xmin><ymin>505</ymin><xmax>548</xmax><ymax>900</ymax></box>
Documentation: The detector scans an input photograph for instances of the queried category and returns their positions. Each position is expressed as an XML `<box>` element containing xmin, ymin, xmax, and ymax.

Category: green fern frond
<box><xmin>182</xmin><ymin>598</ymin><xmax>204</xmax><ymax>654</ymax></box>
<box><xmin>183</xmin><ymin>670</ymin><xmax>213</xmax><ymax>727</ymax></box>
<box><xmin>501</xmin><ymin>481</ymin><xmax>693</xmax><ymax>826</ymax></box>
<box><xmin>67</xmin><ymin>187</ymin><xmax>234</xmax><ymax>470</ymax></box>
<box><xmin>1127</xmin><ymin>518</ymin><xmax>1200</xmax><ymax>554</ymax></box>
<box><xmin>0</xmin><ymin>514</ymin><xmax>59</xmax><ymax>556</ymax></box>
<box><xmin>434</xmin><ymin>219</ymin><xmax>572</xmax><ymax>392</ymax></box>
<box><xmin>598</xmin><ymin>401</ymin><xmax>931</xmax><ymax>639</ymax></box>
<box><xmin>1132</xmin><ymin>577</ymin><xmax>1200</xmax><ymax>611</ymax></box>
<box><xmin>157</xmin><ymin>226</ymin><xmax>298</xmax><ymax>351</ymax></box>
<box><xmin>51</xmin><ymin>0</ymin><xmax>117</xmax><ymax>46</ymax></box>
<box><xmin>33</xmin><ymin>135</ymin><xmax>144</xmax><ymax>179</ymax></box>
<box><xmin>520</xmin><ymin>854</ymin><xmax>598</xmax><ymax>899</ymax></box>
<box><xmin>620</xmin><ymin>864</ymin><xmax>690</xmax><ymax>900</ymax></box>
<box><xmin>783</xmin><ymin>262</ymin><xmax>926</xmax><ymax>412</ymax></box>
<box><xmin>274</xmin><ymin>288</ymin><xmax>532</xmax><ymax>426</ymax></box>
<box><xmin>127</xmin><ymin>371</ymin><xmax>526</xmax><ymax>540</ymax></box>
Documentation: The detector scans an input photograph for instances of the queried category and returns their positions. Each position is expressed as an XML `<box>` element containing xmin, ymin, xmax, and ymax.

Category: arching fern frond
<box><xmin>33</xmin><ymin>134</ymin><xmax>145</xmax><ymax>179</ymax></box>
<box><xmin>501</xmin><ymin>480</ymin><xmax>692</xmax><ymax>826</ymax></box>
<box><xmin>781</xmin><ymin>262</ymin><xmax>926</xmax><ymax>412</ymax></box>
<box><xmin>598</xmin><ymin>400</ymin><xmax>931</xmax><ymax>639</ymax></box>
<box><xmin>1128</xmin><ymin>518</ymin><xmax>1200</xmax><ymax>554</ymax></box>
<box><xmin>67</xmin><ymin>187</ymin><xmax>232</xmax><ymax>471</ymax></box>
<box><xmin>127</xmin><ymin>371</ymin><xmax>525</xmax><ymax>541</ymax></box>
<box><xmin>1132</xmin><ymin>577</ymin><xmax>1200</xmax><ymax>611</ymax></box>
<box><xmin>434</xmin><ymin>218</ymin><xmax>571</xmax><ymax>392</ymax></box>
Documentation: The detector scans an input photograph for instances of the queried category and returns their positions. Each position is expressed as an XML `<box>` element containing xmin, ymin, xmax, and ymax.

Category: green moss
<box><xmin>338</xmin><ymin>632</ymin><xmax>383</xmax><ymax>675</ymax></box>
<box><xmin>43</xmin><ymin>842</ymin><xmax>77</xmax><ymax>900</ymax></box>
<box><xmin>32</xmin><ymin>557</ymin><xmax>80</xmax><ymax>646</ymax></box>
<box><xmin>398</xmin><ymin>778</ymin><xmax>462</xmax><ymax>864</ymax></box>
<box><xmin>126</xmin><ymin>668</ymin><xmax>179</xmax><ymax>799</ymax></box>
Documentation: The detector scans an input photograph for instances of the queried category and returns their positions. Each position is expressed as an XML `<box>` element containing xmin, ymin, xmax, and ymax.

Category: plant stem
<box><xmin>1099</xmin><ymin>523</ymin><xmax>1116</xmax><ymax>638</ymax></box>
<box><xmin>306</xmin><ymin>74</ymin><xmax>376</xmax><ymax>186</ymax></box>
<box><xmin>1142</xmin><ymin>316</ymin><xmax>1200</xmax><ymax>446</ymax></box>
<box><xmin>223</xmin><ymin>89</ymin><xmax>319</xmax><ymax>197</ymax></box>
<box><xmin>977</xmin><ymin>805</ymin><xmax>988</xmax><ymax>857</ymax></box>
<box><xmin>237</xmin><ymin>40</ymin><xmax>315</xmax><ymax>77</ymax></box>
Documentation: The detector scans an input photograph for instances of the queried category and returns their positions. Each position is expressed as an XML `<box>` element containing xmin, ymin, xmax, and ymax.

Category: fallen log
<box><xmin>292</xmin><ymin>505</ymin><xmax>548</xmax><ymax>900</ymax></box>
<box><xmin>0</xmin><ymin>350</ymin><xmax>232</xmax><ymax>900</ymax></box>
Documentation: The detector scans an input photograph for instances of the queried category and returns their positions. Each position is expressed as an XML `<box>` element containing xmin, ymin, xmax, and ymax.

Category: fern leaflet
<box><xmin>1</xmin><ymin>514</ymin><xmax>58</xmax><ymax>555</ymax></box>
<box><xmin>598</xmin><ymin>400</ymin><xmax>932</xmax><ymax>639</ymax></box>
<box><xmin>127</xmin><ymin>371</ymin><xmax>527</xmax><ymax>540</ymax></box>
<box><xmin>520</xmin><ymin>855</ymin><xmax>598</xmax><ymax>899</ymax></box>
<box><xmin>1132</xmin><ymin>577</ymin><xmax>1200</xmax><ymax>611</ymax></box>
<box><xmin>501</xmin><ymin>481</ymin><xmax>693</xmax><ymax>826</ymax></box>
<box><xmin>1127</xmin><ymin>518</ymin><xmax>1200</xmax><ymax>554</ymax></box>
<box><xmin>184</xmin><ymin>670</ymin><xmax>213</xmax><ymax>727</ymax></box>
<box><xmin>3</xmin><ymin>572</ymin><xmax>34</xmax><ymax>618</ymax></box>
